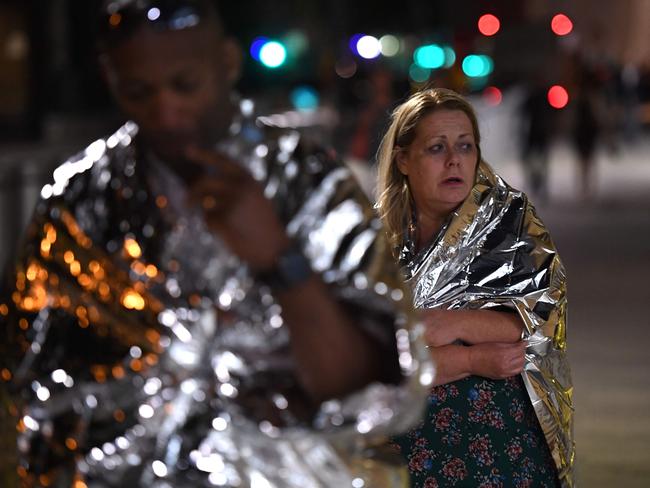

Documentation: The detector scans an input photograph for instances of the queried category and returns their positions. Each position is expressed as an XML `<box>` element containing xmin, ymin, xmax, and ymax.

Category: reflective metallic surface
<box><xmin>0</xmin><ymin>99</ymin><xmax>432</xmax><ymax>487</ymax></box>
<box><xmin>399</xmin><ymin>161</ymin><xmax>575</xmax><ymax>487</ymax></box>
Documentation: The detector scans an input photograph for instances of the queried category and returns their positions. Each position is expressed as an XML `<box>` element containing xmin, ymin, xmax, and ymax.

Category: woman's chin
<box><xmin>438</xmin><ymin>188</ymin><xmax>471</xmax><ymax>206</ymax></box>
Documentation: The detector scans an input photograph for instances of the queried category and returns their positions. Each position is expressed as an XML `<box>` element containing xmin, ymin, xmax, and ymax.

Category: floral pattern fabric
<box><xmin>392</xmin><ymin>375</ymin><xmax>559</xmax><ymax>487</ymax></box>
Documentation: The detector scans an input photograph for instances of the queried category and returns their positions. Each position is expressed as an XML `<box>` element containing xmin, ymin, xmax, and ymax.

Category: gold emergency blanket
<box><xmin>399</xmin><ymin>161</ymin><xmax>575</xmax><ymax>487</ymax></box>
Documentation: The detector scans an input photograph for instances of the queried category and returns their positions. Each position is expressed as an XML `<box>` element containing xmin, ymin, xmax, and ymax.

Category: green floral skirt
<box><xmin>392</xmin><ymin>375</ymin><xmax>559</xmax><ymax>487</ymax></box>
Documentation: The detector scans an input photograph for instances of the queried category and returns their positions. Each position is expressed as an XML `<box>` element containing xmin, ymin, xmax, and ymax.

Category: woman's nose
<box><xmin>446</xmin><ymin>148</ymin><xmax>461</xmax><ymax>166</ymax></box>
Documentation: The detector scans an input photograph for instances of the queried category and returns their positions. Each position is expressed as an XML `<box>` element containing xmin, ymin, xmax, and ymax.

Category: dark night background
<box><xmin>1</xmin><ymin>1</ymin><xmax>650</xmax><ymax>486</ymax></box>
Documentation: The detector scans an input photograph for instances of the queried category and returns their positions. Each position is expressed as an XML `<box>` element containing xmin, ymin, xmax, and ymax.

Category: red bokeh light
<box><xmin>551</xmin><ymin>14</ymin><xmax>573</xmax><ymax>36</ymax></box>
<box><xmin>547</xmin><ymin>85</ymin><xmax>569</xmax><ymax>109</ymax></box>
<box><xmin>478</xmin><ymin>14</ymin><xmax>500</xmax><ymax>36</ymax></box>
<box><xmin>483</xmin><ymin>86</ymin><xmax>503</xmax><ymax>106</ymax></box>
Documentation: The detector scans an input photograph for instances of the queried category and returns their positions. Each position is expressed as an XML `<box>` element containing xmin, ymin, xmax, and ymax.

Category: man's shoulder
<box><xmin>42</xmin><ymin>122</ymin><xmax>139</xmax><ymax>201</ymax></box>
<box><xmin>255</xmin><ymin>109</ymin><xmax>341</xmax><ymax>167</ymax></box>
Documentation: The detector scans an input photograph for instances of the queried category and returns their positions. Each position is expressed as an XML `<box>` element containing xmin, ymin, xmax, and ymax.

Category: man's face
<box><xmin>104</xmin><ymin>24</ymin><xmax>240</xmax><ymax>165</ymax></box>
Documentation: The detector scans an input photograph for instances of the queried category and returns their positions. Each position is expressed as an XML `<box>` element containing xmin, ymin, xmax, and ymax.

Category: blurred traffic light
<box><xmin>551</xmin><ymin>14</ymin><xmax>573</xmax><ymax>36</ymax></box>
<box><xmin>478</xmin><ymin>14</ymin><xmax>500</xmax><ymax>36</ymax></box>
<box><xmin>547</xmin><ymin>85</ymin><xmax>569</xmax><ymax>109</ymax></box>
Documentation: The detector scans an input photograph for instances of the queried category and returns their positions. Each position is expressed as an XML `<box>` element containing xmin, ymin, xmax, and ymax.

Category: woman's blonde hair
<box><xmin>375</xmin><ymin>87</ymin><xmax>482</xmax><ymax>252</ymax></box>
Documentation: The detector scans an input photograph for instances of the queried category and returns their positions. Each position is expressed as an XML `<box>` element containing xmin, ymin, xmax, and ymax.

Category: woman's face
<box><xmin>397</xmin><ymin>109</ymin><xmax>478</xmax><ymax>220</ymax></box>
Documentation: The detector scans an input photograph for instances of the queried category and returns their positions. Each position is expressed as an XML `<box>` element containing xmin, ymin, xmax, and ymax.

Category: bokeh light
<box><xmin>290</xmin><ymin>86</ymin><xmax>320</xmax><ymax>112</ymax></box>
<box><xmin>147</xmin><ymin>8</ymin><xmax>161</xmax><ymax>21</ymax></box>
<box><xmin>551</xmin><ymin>14</ymin><xmax>574</xmax><ymax>36</ymax></box>
<box><xmin>284</xmin><ymin>30</ymin><xmax>308</xmax><ymax>56</ymax></box>
<box><xmin>356</xmin><ymin>35</ymin><xmax>381</xmax><ymax>59</ymax></box>
<box><xmin>414</xmin><ymin>44</ymin><xmax>445</xmax><ymax>69</ymax></box>
<box><xmin>409</xmin><ymin>64</ymin><xmax>431</xmax><ymax>83</ymax></box>
<box><xmin>250</xmin><ymin>36</ymin><xmax>269</xmax><ymax>62</ymax></box>
<box><xmin>443</xmin><ymin>46</ymin><xmax>456</xmax><ymax>68</ymax></box>
<box><xmin>335</xmin><ymin>57</ymin><xmax>358</xmax><ymax>78</ymax></box>
<box><xmin>547</xmin><ymin>85</ymin><xmax>569</xmax><ymax>108</ymax></box>
<box><xmin>259</xmin><ymin>41</ymin><xmax>287</xmax><ymax>68</ymax></box>
<box><xmin>478</xmin><ymin>14</ymin><xmax>501</xmax><ymax>36</ymax></box>
<box><xmin>462</xmin><ymin>54</ymin><xmax>494</xmax><ymax>78</ymax></box>
<box><xmin>109</xmin><ymin>13</ymin><xmax>122</xmax><ymax>27</ymax></box>
<box><xmin>483</xmin><ymin>86</ymin><xmax>503</xmax><ymax>106</ymax></box>
<box><xmin>348</xmin><ymin>34</ymin><xmax>364</xmax><ymax>55</ymax></box>
<box><xmin>379</xmin><ymin>35</ymin><xmax>400</xmax><ymax>57</ymax></box>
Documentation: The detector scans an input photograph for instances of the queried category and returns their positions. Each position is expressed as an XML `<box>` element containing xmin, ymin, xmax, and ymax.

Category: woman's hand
<box><xmin>426</xmin><ymin>341</ymin><xmax>527</xmax><ymax>386</ymax></box>
<box><xmin>467</xmin><ymin>341</ymin><xmax>527</xmax><ymax>379</ymax></box>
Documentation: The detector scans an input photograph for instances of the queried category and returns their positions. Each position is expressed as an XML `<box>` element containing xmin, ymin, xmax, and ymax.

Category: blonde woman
<box><xmin>376</xmin><ymin>88</ymin><xmax>574</xmax><ymax>487</ymax></box>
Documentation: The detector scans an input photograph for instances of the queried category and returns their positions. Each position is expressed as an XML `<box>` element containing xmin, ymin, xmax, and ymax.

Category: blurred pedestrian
<box><xmin>520</xmin><ymin>79</ymin><xmax>556</xmax><ymax>202</ymax></box>
<box><xmin>572</xmin><ymin>62</ymin><xmax>606</xmax><ymax>200</ymax></box>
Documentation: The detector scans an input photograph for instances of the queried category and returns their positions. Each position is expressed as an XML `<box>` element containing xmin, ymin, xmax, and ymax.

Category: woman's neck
<box><xmin>415</xmin><ymin>210</ymin><xmax>449</xmax><ymax>253</ymax></box>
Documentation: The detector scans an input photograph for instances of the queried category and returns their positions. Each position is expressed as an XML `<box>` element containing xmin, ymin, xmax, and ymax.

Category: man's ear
<box><xmin>221</xmin><ymin>38</ymin><xmax>242</xmax><ymax>85</ymax></box>
<box><xmin>98</xmin><ymin>53</ymin><xmax>118</xmax><ymax>94</ymax></box>
<box><xmin>396</xmin><ymin>149</ymin><xmax>409</xmax><ymax>176</ymax></box>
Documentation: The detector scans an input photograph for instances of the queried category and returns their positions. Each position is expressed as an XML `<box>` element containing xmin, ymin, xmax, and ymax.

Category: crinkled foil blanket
<box><xmin>0</xmin><ymin>100</ymin><xmax>433</xmax><ymax>487</ymax></box>
<box><xmin>399</xmin><ymin>161</ymin><xmax>575</xmax><ymax>487</ymax></box>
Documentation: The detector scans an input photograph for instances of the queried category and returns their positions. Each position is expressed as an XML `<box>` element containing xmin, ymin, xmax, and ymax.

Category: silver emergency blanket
<box><xmin>0</xmin><ymin>99</ymin><xmax>433</xmax><ymax>488</ymax></box>
<box><xmin>399</xmin><ymin>161</ymin><xmax>575</xmax><ymax>488</ymax></box>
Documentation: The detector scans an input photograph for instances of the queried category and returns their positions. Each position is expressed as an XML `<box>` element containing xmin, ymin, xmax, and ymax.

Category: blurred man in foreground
<box><xmin>0</xmin><ymin>1</ymin><xmax>431</xmax><ymax>486</ymax></box>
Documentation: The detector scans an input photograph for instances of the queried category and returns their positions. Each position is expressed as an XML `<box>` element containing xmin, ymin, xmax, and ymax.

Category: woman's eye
<box><xmin>428</xmin><ymin>144</ymin><xmax>444</xmax><ymax>154</ymax></box>
<box><xmin>458</xmin><ymin>142</ymin><xmax>474</xmax><ymax>152</ymax></box>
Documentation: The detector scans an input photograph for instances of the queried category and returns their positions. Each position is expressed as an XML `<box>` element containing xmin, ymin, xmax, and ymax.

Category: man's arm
<box><xmin>273</xmin><ymin>276</ymin><xmax>386</xmax><ymax>402</ymax></box>
<box><xmin>187</xmin><ymin>147</ymin><xmax>391</xmax><ymax>401</ymax></box>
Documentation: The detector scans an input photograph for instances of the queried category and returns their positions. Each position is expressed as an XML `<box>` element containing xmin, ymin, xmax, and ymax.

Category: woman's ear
<box><xmin>396</xmin><ymin>148</ymin><xmax>409</xmax><ymax>176</ymax></box>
